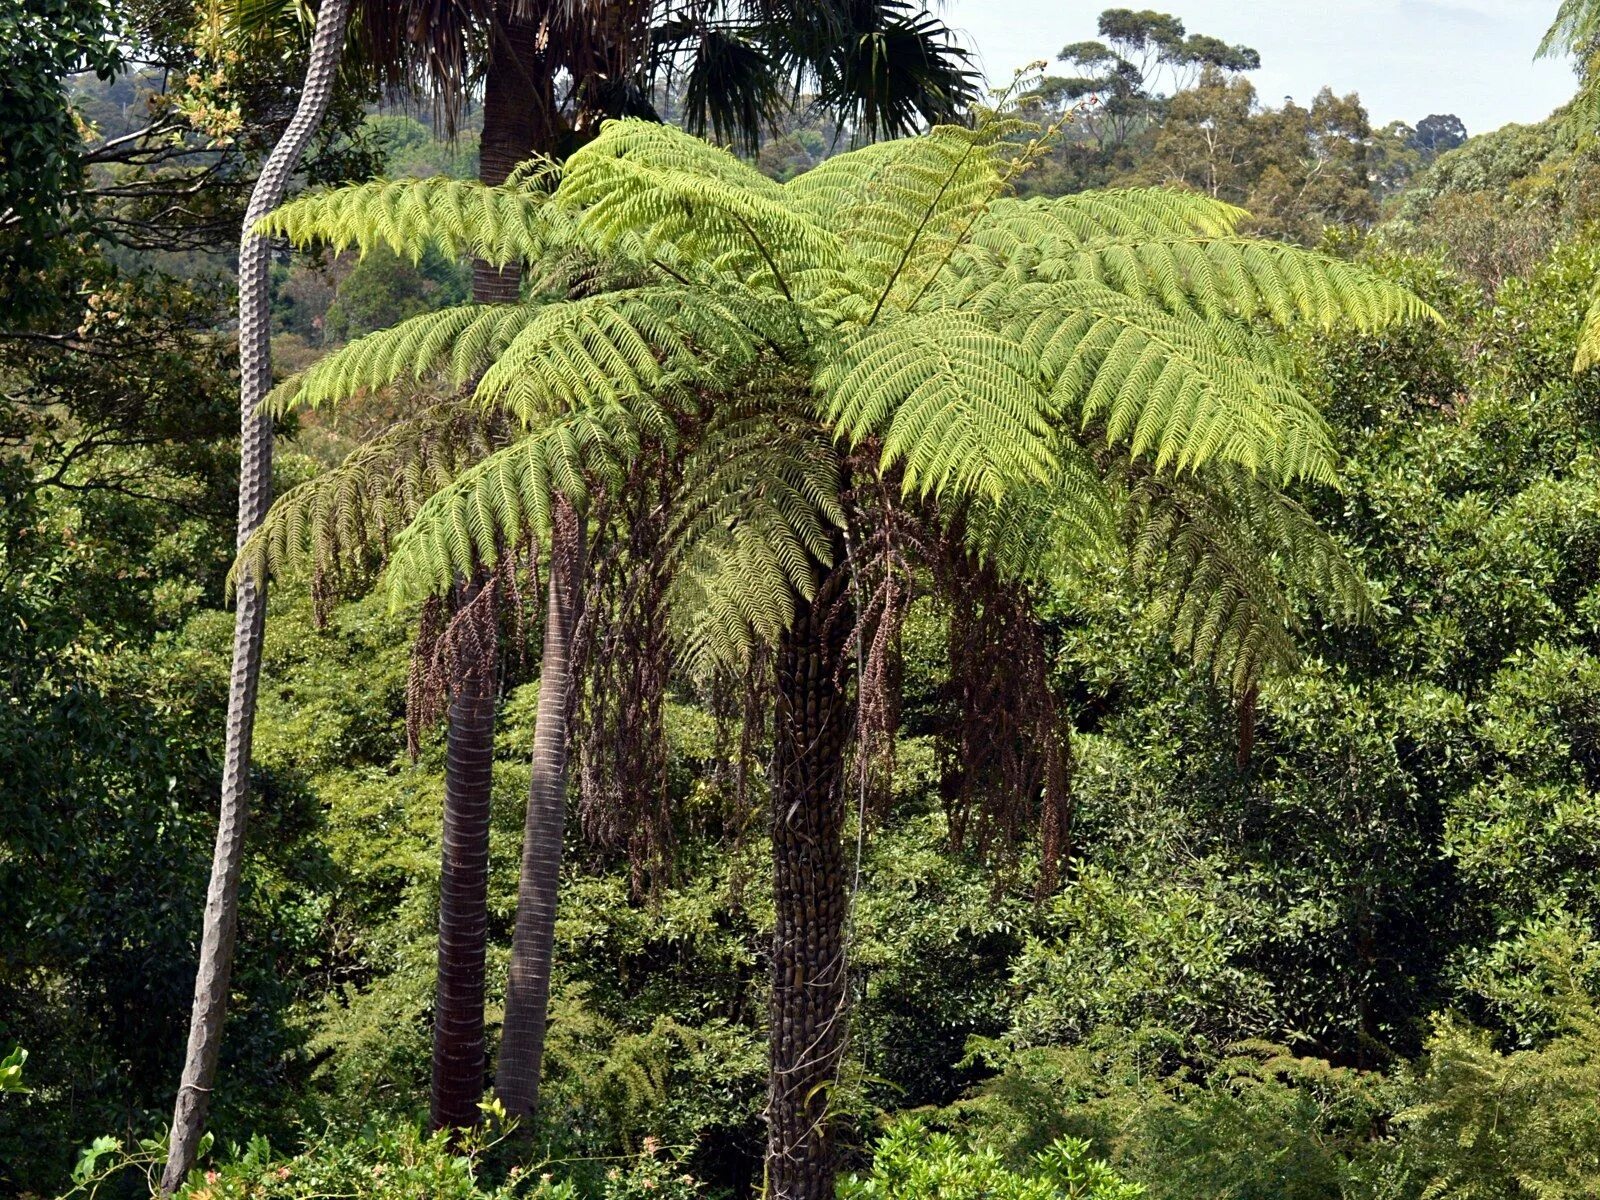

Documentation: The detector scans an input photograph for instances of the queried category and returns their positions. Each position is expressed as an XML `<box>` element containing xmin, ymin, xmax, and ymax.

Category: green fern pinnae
<box><xmin>1033</xmin><ymin>237</ymin><xmax>1440</xmax><ymax>332</ymax></box>
<box><xmin>1576</xmin><ymin>284</ymin><xmax>1600</xmax><ymax>373</ymax></box>
<box><xmin>783</xmin><ymin>125</ymin><xmax>1009</xmax><ymax>309</ymax></box>
<box><xmin>473</xmin><ymin>286</ymin><xmax>786</xmax><ymax>426</ymax></box>
<box><xmin>258</xmin><ymin>168</ymin><xmax>568</xmax><ymax>268</ymax></box>
<box><xmin>819</xmin><ymin>310</ymin><xmax>1059</xmax><ymax>503</ymax></box>
<box><xmin>975</xmin><ymin>190</ymin><xmax>1248</xmax><ymax>256</ymax></box>
<box><xmin>559</xmin><ymin>121</ymin><xmax>846</xmax><ymax>301</ymax></box>
<box><xmin>384</xmin><ymin>407</ymin><xmax>640</xmax><ymax>603</ymax></box>
<box><xmin>267</xmin><ymin>304</ymin><xmax>545</xmax><ymax>415</ymax></box>
<box><xmin>1128</xmin><ymin>464</ymin><xmax>1372</xmax><ymax>689</ymax></box>
<box><xmin>956</xmin><ymin>448</ymin><xmax>1119</xmax><ymax>581</ymax></box>
<box><xmin>231</xmin><ymin>402</ymin><xmax>499</xmax><ymax>591</ymax></box>
<box><xmin>671</xmin><ymin>522</ymin><xmax>809</xmax><ymax>676</ymax></box>
<box><xmin>989</xmin><ymin>281</ymin><xmax>1337</xmax><ymax>485</ymax></box>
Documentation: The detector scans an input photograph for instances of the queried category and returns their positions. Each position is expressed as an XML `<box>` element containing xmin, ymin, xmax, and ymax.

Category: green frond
<box><xmin>1127</xmin><ymin>463</ymin><xmax>1372</xmax><ymax>690</ymax></box>
<box><xmin>384</xmin><ymin>406</ymin><xmax>642</xmax><ymax>603</ymax></box>
<box><xmin>666</xmin><ymin>413</ymin><xmax>844</xmax><ymax>674</ymax></box>
<box><xmin>1576</xmin><ymin>282</ymin><xmax>1600</xmax><ymax>373</ymax></box>
<box><xmin>558</xmin><ymin>120</ymin><xmax>846</xmax><ymax>301</ymax></box>
<box><xmin>975</xmin><ymin>189</ymin><xmax>1249</xmax><ymax>255</ymax></box>
<box><xmin>259</xmin><ymin>168</ymin><xmax>571</xmax><ymax>268</ymax></box>
<box><xmin>818</xmin><ymin>310</ymin><xmax>1058</xmax><ymax>502</ymax></box>
<box><xmin>268</xmin><ymin>304</ymin><xmax>543</xmax><ymax>414</ymax></box>
<box><xmin>474</xmin><ymin>286</ymin><xmax>787</xmax><ymax>425</ymax></box>
<box><xmin>232</xmin><ymin>401</ymin><xmax>500</xmax><ymax>592</ymax></box>
<box><xmin>986</xmin><ymin>280</ymin><xmax>1338</xmax><ymax>485</ymax></box>
<box><xmin>1034</xmin><ymin>237</ymin><xmax>1439</xmax><ymax>332</ymax></box>
<box><xmin>956</xmin><ymin>450</ymin><xmax>1119</xmax><ymax>581</ymax></box>
<box><xmin>783</xmin><ymin>124</ymin><xmax>1009</xmax><ymax>313</ymax></box>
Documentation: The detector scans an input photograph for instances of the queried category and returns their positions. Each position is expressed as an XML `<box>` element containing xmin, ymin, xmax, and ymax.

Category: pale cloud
<box><xmin>942</xmin><ymin>0</ymin><xmax>1577</xmax><ymax>134</ymax></box>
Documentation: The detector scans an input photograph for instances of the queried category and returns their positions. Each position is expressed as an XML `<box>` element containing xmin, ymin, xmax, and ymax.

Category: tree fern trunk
<box><xmin>766</xmin><ymin>554</ymin><xmax>853</xmax><ymax>1200</ymax></box>
<box><xmin>497</xmin><ymin>493</ymin><xmax>585</xmax><ymax>1119</ymax></box>
<box><xmin>430</xmin><ymin>581</ymin><xmax>497</xmax><ymax>1131</ymax></box>
<box><xmin>160</xmin><ymin>0</ymin><xmax>351</xmax><ymax>1190</ymax></box>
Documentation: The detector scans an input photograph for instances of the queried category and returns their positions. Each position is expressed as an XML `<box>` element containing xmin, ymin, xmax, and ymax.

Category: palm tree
<box><xmin>254</xmin><ymin>108</ymin><xmax>1431</xmax><ymax>1195</ymax></box>
<box><xmin>159</xmin><ymin>0</ymin><xmax>354</xmax><ymax>1191</ymax></box>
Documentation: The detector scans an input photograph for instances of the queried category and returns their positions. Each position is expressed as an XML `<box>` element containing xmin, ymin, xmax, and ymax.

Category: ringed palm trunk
<box><xmin>475</xmin><ymin>5</ymin><xmax>586</xmax><ymax>1124</ymax></box>
<box><xmin>428</xmin><ymin>5</ymin><xmax>554</xmax><ymax>1130</ymax></box>
<box><xmin>160</xmin><ymin>0</ymin><xmax>352</xmax><ymax>1190</ymax></box>
<box><xmin>497</xmin><ymin>493</ymin><xmax>586</xmax><ymax>1117</ymax></box>
<box><xmin>766</xmin><ymin>552</ymin><xmax>854</xmax><ymax>1200</ymax></box>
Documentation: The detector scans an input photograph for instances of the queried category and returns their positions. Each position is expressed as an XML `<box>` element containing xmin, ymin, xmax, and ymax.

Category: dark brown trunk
<box><xmin>766</xmin><ymin>554</ymin><xmax>853</xmax><ymax>1200</ymax></box>
<box><xmin>1237</xmin><ymin>682</ymin><xmax>1258</xmax><ymax>768</ymax></box>
<box><xmin>430</xmin><ymin>579</ymin><xmax>498</xmax><ymax>1131</ymax></box>
<box><xmin>496</xmin><ymin>494</ymin><xmax>586</xmax><ymax>1118</ymax></box>
<box><xmin>160</xmin><ymin>0</ymin><xmax>351</xmax><ymax>1190</ymax></box>
<box><xmin>427</xmin><ymin>4</ymin><xmax>554</xmax><ymax>1129</ymax></box>
<box><xmin>472</xmin><ymin>8</ymin><xmax>553</xmax><ymax>302</ymax></box>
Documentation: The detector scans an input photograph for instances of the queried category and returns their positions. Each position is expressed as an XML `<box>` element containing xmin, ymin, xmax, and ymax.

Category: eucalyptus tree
<box><xmin>160</xmin><ymin>0</ymin><xmax>353</xmax><ymax>1191</ymax></box>
<box><xmin>249</xmin><ymin>106</ymin><xmax>1431</xmax><ymax>1194</ymax></box>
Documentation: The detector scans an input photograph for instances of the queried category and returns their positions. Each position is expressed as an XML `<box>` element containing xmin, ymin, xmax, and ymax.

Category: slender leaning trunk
<box><xmin>766</xmin><ymin>556</ymin><xmax>854</xmax><ymax>1200</ymax></box>
<box><xmin>496</xmin><ymin>494</ymin><xmax>585</xmax><ymax>1118</ymax></box>
<box><xmin>160</xmin><ymin>1</ymin><xmax>351</xmax><ymax>1190</ymax></box>
<box><xmin>430</xmin><ymin>583</ymin><xmax>498</xmax><ymax>1130</ymax></box>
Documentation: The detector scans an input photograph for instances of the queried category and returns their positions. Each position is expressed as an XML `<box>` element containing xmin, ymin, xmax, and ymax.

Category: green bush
<box><xmin>839</xmin><ymin>1119</ymin><xmax>1144</xmax><ymax>1200</ymax></box>
<box><xmin>62</xmin><ymin>1120</ymin><xmax>707</xmax><ymax>1200</ymax></box>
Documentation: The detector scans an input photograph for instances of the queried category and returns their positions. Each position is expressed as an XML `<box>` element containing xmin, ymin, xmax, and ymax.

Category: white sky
<box><xmin>941</xmin><ymin>0</ymin><xmax>1579</xmax><ymax>136</ymax></box>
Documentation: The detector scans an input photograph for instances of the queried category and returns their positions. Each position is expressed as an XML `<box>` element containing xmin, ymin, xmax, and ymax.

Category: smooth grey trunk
<box><xmin>160</xmin><ymin>2</ymin><xmax>351</xmax><ymax>1190</ymax></box>
<box><xmin>496</xmin><ymin>493</ymin><xmax>584</xmax><ymax>1119</ymax></box>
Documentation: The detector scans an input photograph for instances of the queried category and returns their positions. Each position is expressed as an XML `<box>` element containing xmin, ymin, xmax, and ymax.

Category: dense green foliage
<box><xmin>8</xmin><ymin>4</ymin><xmax>1600</xmax><ymax>1199</ymax></box>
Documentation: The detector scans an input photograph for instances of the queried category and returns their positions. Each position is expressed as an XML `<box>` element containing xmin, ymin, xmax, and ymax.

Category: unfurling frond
<box><xmin>258</xmin><ymin>169</ymin><xmax>570</xmax><ymax>268</ymax></box>
<box><xmin>231</xmin><ymin>401</ymin><xmax>501</xmax><ymax>601</ymax></box>
<box><xmin>384</xmin><ymin>406</ymin><xmax>641</xmax><ymax>603</ymax></box>
<box><xmin>1126</xmin><ymin>463</ymin><xmax>1373</xmax><ymax>691</ymax></box>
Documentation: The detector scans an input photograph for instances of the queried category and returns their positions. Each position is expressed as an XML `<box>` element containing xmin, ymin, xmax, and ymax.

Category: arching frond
<box><xmin>232</xmin><ymin>400</ymin><xmax>500</xmax><ymax>592</ymax></box>
<box><xmin>384</xmin><ymin>405</ymin><xmax>642</xmax><ymax>603</ymax></box>
<box><xmin>989</xmin><ymin>280</ymin><xmax>1339</xmax><ymax>485</ymax></box>
<box><xmin>975</xmin><ymin>189</ymin><xmax>1248</xmax><ymax>255</ymax></box>
<box><xmin>1033</xmin><ymin>237</ymin><xmax>1439</xmax><ymax>331</ymax></box>
<box><xmin>1576</xmin><ymin>283</ymin><xmax>1600</xmax><ymax>373</ymax></box>
<box><xmin>818</xmin><ymin>310</ymin><xmax>1058</xmax><ymax>502</ymax></box>
<box><xmin>558</xmin><ymin>119</ymin><xmax>847</xmax><ymax>300</ymax></box>
<box><xmin>266</xmin><ymin>304</ymin><xmax>541</xmax><ymax>414</ymax></box>
<box><xmin>783</xmin><ymin>123</ymin><xmax>1009</xmax><ymax>313</ymax></box>
<box><xmin>1126</xmin><ymin>463</ymin><xmax>1373</xmax><ymax>690</ymax></box>
<box><xmin>259</xmin><ymin>169</ymin><xmax>572</xmax><ymax>268</ymax></box>
<box><xmin>473</xmin><ymin>285</ymin><xmax>790</xmax><ymax>425</ymax></box>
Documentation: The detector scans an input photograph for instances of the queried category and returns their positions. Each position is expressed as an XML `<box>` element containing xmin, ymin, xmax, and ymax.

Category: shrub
<box><xmin>839</xmin><ymin>1119</ymin><xmax>1144</xmax><ymax>1200</ymax></box>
